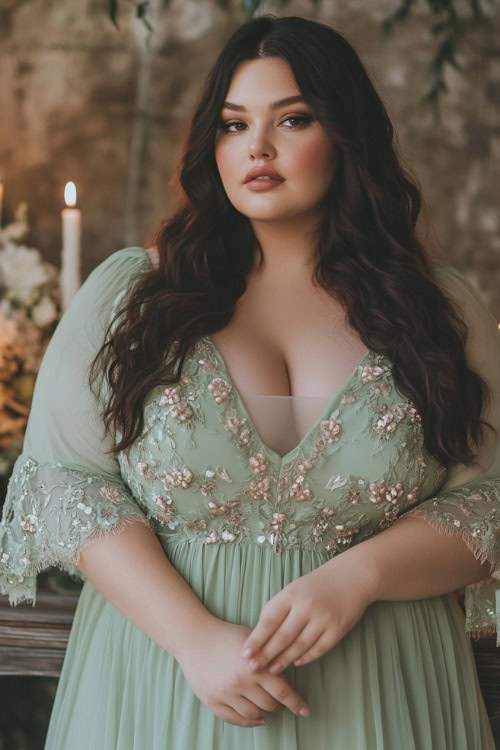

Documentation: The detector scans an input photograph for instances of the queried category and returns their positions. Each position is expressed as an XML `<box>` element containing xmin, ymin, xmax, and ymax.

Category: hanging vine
<box><xmin>107</xmin><ymin>0</ymin><xmax>495</xmax><ymax>110</ymax></box>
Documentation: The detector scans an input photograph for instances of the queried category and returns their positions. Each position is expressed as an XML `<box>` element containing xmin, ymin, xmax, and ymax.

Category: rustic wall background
<box><xmin>0</xmin><ymin>0</ymin><xmax>499</xmax><ymax>310</ymax></box>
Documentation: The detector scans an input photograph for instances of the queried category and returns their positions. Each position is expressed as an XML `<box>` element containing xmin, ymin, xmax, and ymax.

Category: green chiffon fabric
<box><xmin>1</xmin><ymin>246</ymin><xmax>499</xmax><ymax>749</ymax></box>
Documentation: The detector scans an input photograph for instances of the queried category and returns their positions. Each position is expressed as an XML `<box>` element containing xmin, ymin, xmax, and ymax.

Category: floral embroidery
<box><xmin>152</xmin><ymin>494</ymin><xmax>177</xmax><ymax>527</ymax></box>
<box><xmin>369</xmin><ymin>481</ymin><xmax>404</xmax><ymax>504</ymax></box>
<box><xmin>373</xmin><ymin>404</ymin><xmax>407</xmax><ymax>438</ymax></box>
<box><xmin>340</xmin><ymin>392</ymin><xmax>356</xmax><ymax>406</ymax></box>
<box><xmin>289</xmin><ymin>461</ymin><xmax>313</xmax><ymax>503</ymax></box>
<box><xmin>320</xmin><ymin>413</ymin><xmax>342</xmax><ymax>444</ymax></box>
<box><xmin>0</xmin><ymin>456</ymin><xmax>151</xmax><ymax>605</ymax></box>
<box><xmin>360</xmin><ymin>364</ymin><xmax>385</xmax><ymax>383</ymax></box>
<box><xmin>169</xmin><ymin>401</ymin><xmax>194</xmax><ymax>423</ymax></box>
<box><xmin>159</xmin><ymin>386</ymin><xmax>181</xmax><ymax>407</ymax></box>
<box><xmin>208</xmin><ymin>378</ymin><xmax>231</xmax><ymax>404</ymax></box>
<box><xmin>325</xmin><ymin>524</ymin><xmax>361</xmax><ymax>554</ymax></box>
<box><xmin>161</xmin><ymin>468</ymin><xmax>194</xmax><ymax>489</ymax></box>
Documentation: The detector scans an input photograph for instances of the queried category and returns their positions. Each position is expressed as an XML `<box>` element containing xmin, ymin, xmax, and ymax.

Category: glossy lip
<box><xmin>245</xmin><ymin>179</ymin><xmax>284</xmax><ymax>192</ymax></box>
<box><xmin>244</xmin><ymin>166</ymin><xmax>284</xmax><ymax>184</ymax></box>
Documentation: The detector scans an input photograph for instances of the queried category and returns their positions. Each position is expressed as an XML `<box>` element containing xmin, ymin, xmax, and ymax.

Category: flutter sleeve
<box><xmin>0</xmin><ymin>246</ymin><xmax>153</xmax><ymax>606</ymax></box>
<box><xmin>400</xmin><ymin>261</ymin><xmax>500</xmax><ymax>645</ymax></box>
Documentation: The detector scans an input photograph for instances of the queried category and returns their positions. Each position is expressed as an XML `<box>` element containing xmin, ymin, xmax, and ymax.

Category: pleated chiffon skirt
<box><xmin>44</xmin><ymin>541</ymin><xmax>496</xmax><ymax>749</ymax></box>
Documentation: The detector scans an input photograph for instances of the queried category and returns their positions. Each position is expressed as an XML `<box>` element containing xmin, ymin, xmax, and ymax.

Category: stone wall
<box><xmin>1</xmin><ymin>0</ymin><xmax>499</xmax><ymax>312</ymax></box>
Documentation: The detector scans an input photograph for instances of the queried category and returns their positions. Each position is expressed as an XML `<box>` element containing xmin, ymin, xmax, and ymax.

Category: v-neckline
<box><xmin>201</xmin><ymin>335</ymin><xmax>371</xmax><ymax>466</ymax></box>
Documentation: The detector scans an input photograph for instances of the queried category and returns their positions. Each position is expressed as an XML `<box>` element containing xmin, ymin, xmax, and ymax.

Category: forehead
<box><xmin>223</xmin><ymin>57</ymin><xmax>301</xmax><ymax>108</ymax></box>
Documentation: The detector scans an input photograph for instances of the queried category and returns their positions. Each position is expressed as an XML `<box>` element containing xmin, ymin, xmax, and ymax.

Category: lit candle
<box><xmin>60</xmin><ymin>181</ymin><xmax>82</xmax><ymax>311</ymax></box>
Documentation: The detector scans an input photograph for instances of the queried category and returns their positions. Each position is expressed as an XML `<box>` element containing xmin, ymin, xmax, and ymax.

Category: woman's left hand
<box><xmin>240</xmin><ymin>554</ymin><xmax>377</xmax><ymax>674</ymax></box>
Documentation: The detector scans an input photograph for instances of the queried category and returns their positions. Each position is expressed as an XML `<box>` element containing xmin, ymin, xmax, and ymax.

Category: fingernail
<box><xmin>299</xmin><ymin>706</ymin><xmax>310</xmax><ymax>717</ymax></box>
<box><xmin>242</xmin><ymin>647</ymin><xmax>252</xmax><ymax>658</ymax></box>
<box><xmin>257</xmin><ymin>720</ymin><xmax>267</xmax><ymax>726</ymax></box>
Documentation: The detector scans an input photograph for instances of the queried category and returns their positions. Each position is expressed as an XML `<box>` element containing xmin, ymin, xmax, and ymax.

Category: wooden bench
<box><xmin>0</xmin><ymin>586</ymin><xmax>79</xmax><ymax>677</ymax></box>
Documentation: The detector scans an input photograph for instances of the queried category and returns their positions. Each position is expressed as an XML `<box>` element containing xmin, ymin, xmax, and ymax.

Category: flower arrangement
<box><xmin>0</xmin><ymin>203</ymin><xmax>62</xmax><ymax>476</ymax></box>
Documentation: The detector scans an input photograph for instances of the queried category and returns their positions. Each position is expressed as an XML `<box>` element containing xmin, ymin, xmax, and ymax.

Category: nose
<box><xmin>248</xmin><ymin>126</ymin><xmax>276</xmax><ymax>160</ymax></box>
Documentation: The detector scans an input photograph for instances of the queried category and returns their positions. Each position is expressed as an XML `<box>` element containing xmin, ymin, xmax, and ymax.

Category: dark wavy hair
<box><xmin>89</xmin><ymin>13</ymin><xmax>494</xmax><ymax>467</ymax></box>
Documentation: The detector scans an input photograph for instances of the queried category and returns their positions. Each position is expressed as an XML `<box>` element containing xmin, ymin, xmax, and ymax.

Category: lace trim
<box><xmin>0</xmin><ymin>454</ymin><xmax>151</xmax><ymax>607</ymax></box>
<box><xmin>404</xmin><ymin>506</ymin><xmax>500</xmax><ymax>646</ymax></box>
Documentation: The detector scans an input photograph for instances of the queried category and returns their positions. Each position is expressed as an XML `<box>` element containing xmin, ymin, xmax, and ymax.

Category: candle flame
<box><xmin>64</xmin><ymin>181</ymin><xmax>77</xmax><ymax>207</ymax></box>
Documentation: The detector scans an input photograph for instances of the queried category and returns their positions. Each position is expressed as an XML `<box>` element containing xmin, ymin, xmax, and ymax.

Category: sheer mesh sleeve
<box><xmin>401</xmin><ymin>262</ymin><xmax>500</xmax><ymax>645</ymax></box>
<box><xmin>0</xmin><ymin>246</ymin><xmax>153</xmax><ymax>606</ymax></box>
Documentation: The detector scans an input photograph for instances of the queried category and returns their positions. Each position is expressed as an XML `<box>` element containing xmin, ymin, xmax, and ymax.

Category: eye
<box><xmin>281</xmin><ymin>115</ymin><xmax>313</xmax><ymax>128</ymax></box>
<box><xmin>218</xmin><ymin>115</ymin><xmax>313</xmax><ymax>133</ymax></box>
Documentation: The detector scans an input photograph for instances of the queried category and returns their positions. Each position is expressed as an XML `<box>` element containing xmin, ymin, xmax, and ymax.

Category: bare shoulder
<box><xmin>145</xmin><ymin>246</ymin><xmax>160</xmax><ymax>269</ymax></box>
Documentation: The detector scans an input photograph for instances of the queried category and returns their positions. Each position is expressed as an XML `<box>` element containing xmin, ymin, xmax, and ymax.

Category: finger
<box><xmin>249</xmin><ymin>684</ymin><xmax>283</xmax><ymax>713</ymax></box>
<box><xmin>246</xmin><ymin>613</ymin><xmax>308</xmax><ymax>672</ymax></box>
<box><xmin>231</xmin><ymin>694</ymin><xmax>269</xmax><ymax>721</ymax></box>
<box><xmin>293</xmin><ymin>631</ymin><xmax>334</xmax><ymax>667</ymax></box>
<box><xmin>265</xmin><ymin>674</ymin><xmax>311</xmax><ymax>719</ymax></box>
<box><xmin>243</xmin><ymin>685</ymin><xmax>282</xmax><ymax>715</ymax></box>
<box><xmin>267</xmin><ymin>623</ymin><xmax>325</xmax><ymax>674</ymax></box>
<box><xmin>218</xmin><ymin>703</ymin><xmax>267</xmax><ymax>728</ymax></box>
<box><xmin>241</xmin><ymin>599</ymin><xmax>291</xmax><ymax>660</ymax></box>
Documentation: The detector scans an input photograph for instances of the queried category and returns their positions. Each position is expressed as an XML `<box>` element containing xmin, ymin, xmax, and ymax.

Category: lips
<box><xmin>244</xmin><ymin>167</ymin><xmax>284</xmax><ymax>184</ymax></box>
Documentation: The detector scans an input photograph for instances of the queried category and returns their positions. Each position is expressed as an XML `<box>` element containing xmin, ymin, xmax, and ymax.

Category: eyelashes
<box><xmin>218</xmin><ymin>115</ymin><xmax>314</xmax><ymax>133</ymax></box>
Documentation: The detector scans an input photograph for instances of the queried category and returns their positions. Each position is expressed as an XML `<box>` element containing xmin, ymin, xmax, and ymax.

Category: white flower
<box><xmin>0</xmin><ymin>242</ymin><xmax>51</xmax><ymax>302</ymax></box>
<box><xmin>31</xmin><ymin>295</ymin><xmax>57</xmax><ymax>327</ymax></box>
<box><xmin>0</xmin><ymin>202</ymin><xmax>29</xmax><ymax>246</ymax></box>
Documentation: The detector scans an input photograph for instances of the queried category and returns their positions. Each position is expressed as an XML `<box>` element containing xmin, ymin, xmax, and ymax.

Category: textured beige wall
<box><xmin>1</xmin><ymin>0</ymin><xmax>499</xmax><ymax>312</ymax></box>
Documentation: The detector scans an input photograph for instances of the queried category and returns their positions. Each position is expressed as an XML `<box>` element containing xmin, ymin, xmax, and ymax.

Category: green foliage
<box><xmin>380</xmin><ymin>0</ymin><xmax>490</xmax><ymax>118</ymax></box>
<box><xmin>106</xmin><ymin>0</ymin><xmax>494</xmax><ymax>111</ymax></box>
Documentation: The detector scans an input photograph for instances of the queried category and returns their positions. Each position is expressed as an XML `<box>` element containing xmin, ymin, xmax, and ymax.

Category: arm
<box><xmin>76</xmin><ymin>520</ymin><xmax>215</xmax><ymax>661</ymax></box>
<box><xmin>335</xmin><ymin>511</ymin><xmax>491</xmax><ymax>603</ymax></box>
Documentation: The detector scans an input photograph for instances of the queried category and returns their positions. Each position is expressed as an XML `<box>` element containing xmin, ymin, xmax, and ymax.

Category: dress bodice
<box><xmin>118</xmin><ymin>335</ymin><xmax>447</xmax><ymax>554</ymax></box>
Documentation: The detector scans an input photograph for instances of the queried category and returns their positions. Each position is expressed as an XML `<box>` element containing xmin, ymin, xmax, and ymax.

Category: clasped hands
<box><xmin>240</xmin><ymin>554</ymin><xmax>376</xmax><ymax>676</ymax></box>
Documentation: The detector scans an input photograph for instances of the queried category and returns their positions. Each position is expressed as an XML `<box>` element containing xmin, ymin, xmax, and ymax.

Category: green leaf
<box><xmin>242</xmin><ymin>0</ymin><xmax>261</xmax><ymax>17</ymax></box>
<box><xmin>108</xmin><ymin>0</ymin><xmax>120</xmax><ymax>30</ymax></box>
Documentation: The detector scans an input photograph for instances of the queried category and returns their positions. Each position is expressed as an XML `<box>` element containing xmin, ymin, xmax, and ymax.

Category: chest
<box><xmin>209</xmin><ymin>280</ymin><xmax>368</xmax><ymax>399</ymax></box>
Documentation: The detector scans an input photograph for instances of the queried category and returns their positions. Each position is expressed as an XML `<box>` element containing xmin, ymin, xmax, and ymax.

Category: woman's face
<box><xmin>214</xmin><ymin>57</ymin><xmax>336</xmax><ymax>226</ymax></box>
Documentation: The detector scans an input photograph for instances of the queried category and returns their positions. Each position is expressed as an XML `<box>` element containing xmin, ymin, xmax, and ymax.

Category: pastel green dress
<box><xmin>1</xmin><ymin>246</ymin><xmax>499</xmax><ymax>749</ymax></box>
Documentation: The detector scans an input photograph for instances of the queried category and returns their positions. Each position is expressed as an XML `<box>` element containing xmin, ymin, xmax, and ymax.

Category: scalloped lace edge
<box><xmin>404</xmin><ymin>507</ymin><xmax>500</xmax><ymax>647</ymax></box>
<box><xmin>0</xmin><ymin>514</ymin><xmax>151</xmax><ymax>608</ymax></box>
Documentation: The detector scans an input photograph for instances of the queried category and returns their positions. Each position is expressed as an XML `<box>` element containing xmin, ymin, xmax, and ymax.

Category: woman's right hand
<box><xmin>177</xmin><ymin>617</ymin><xmax>311</xmax><ymax>728</ymax></box>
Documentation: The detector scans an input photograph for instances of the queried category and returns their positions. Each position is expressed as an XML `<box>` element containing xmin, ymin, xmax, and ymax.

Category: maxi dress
<box><xmin>1</xmin><ymin>246</ymin><xmax>499</xmax><ymax>749</ymax></box>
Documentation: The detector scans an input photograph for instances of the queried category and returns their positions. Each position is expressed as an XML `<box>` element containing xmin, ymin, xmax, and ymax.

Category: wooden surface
<box><xmin>0</xmin><ymin>587</ymin><xmax>499</xmax><ymax>720</ymax></box>
<box><xmin>0</xmin><ymin>588</ymin><xmax>79</xmax><ymax>677</ymax></box>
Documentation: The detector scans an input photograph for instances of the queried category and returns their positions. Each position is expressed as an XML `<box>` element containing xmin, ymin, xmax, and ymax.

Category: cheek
<box><xmin>291</xmin><ymin>135</ymin><xmax>335</xmax><ymax>183</ymax></box>
<box><xmin>215</xmin><ymin>140</ymin><xmax>238</xmax><ymax>184</ymax></box>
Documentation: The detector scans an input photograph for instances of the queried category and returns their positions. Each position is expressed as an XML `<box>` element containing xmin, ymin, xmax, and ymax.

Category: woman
<box><xmin>1</xmin><ymin>14</ymin><xmax>498</xmax><ymax>749</ymax></box>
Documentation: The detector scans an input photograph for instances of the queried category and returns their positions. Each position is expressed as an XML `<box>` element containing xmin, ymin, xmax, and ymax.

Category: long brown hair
<box><xmin>89</xmin><ymin>14</ymin><xmax>494</xmax><ymax>467</ymax></box>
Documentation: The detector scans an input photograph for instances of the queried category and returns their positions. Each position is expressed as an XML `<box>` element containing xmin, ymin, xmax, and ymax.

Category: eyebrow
<box><xmin>221</xmin><ymin>95</ymin><xmax>307</xmax><ymax>112</ymax></box>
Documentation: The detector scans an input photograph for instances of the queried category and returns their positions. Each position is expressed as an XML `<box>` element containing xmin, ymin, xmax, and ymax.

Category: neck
<box><xmin>249</xmin><ymin>214</ymin><xmax>321</xmax><ymax>280</ymax></box>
